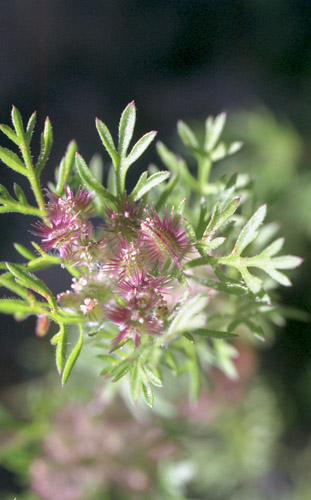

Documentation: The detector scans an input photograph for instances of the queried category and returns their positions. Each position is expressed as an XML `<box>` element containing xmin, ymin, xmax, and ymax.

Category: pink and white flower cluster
<box><xmin>34</xmin><ymin>187</ymin><xmax>193</xmax><ymax>348</ymax></box>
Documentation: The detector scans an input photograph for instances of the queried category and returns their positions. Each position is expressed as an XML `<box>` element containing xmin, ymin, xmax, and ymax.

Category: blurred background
<box><xmin>0</xmin><ymin>1</ymin><xmax>310</xmax><ymax>499</ymax></box>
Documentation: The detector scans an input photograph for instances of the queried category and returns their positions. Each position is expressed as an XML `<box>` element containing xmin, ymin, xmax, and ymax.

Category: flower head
<box><xmin>105</xmin><ymin>271</ymin><xmax>169</xmax><ymax>348</ymax></box>
<box><xmin>117</xmin><ymin>270</ymin><xmax>170</xmax><ymax>300</ymax></box>
<box><xmin>140</xmin><ymin>207</ymin><xmax>193</xmax><ymax>270</ymax></box>
<box><xmin>103</xmin><ymin>236</ymin><xmax>144</xmax><ymax>279</ymax></box>
<box><xmin>47</xmin><ymin>185</ymin><xmax>93</xmax><ymax>218</ymax></box>
<box><xmin>105</xmin><ymin>299</ymin><xmax>163</xmax><ymax>349</ymax></box>
<box><xmin>104</xmin><ymin>194</ymin><xmax>145</xmax><ymax>240</ymax></box>
<box><xmin>32</xmin><ymin>187</ymin><xmax>93</xmax><ymax>258</ymax></box>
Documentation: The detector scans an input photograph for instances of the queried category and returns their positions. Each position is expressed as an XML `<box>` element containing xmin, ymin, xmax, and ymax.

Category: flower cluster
<box><xmin>0</xmin><ymin>103</ymin><xmax>302</xmax><ymax>399</ymax></box>
<box><xmin>32</xmin><ymin>186</ymin><xmax>93</xmax><ymax>259</ymax></box>
<box><xmin>35</xmin><ymin>188</ymin><xmax>193</xmax><ymax>349</ymax></box>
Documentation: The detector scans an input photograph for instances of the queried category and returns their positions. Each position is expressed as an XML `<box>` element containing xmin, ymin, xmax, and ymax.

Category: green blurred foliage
<box><xmin>225</xmin><ymin>109</ymin><xmax>311</xmax><ymax>253</ymax></box>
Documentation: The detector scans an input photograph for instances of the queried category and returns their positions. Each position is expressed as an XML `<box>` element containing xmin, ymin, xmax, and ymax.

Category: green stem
<box><xmin>197</xmin><ymin>155</ymin><xmax>212</xmax><ymax>191</ymax></box>
<box><xmin>19</xmin><ymin>139</ymin><xmax>47</xmax><ymax>216</ymax></box>
<box><xmin>115</xmin><ymin>155</ymin><xmax>124</xmax><ymax>198</ymax></box>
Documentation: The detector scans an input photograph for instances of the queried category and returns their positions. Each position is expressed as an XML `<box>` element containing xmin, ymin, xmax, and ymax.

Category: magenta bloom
<box><xmin>104</xmin><ymin>195</ymin><xmax>144</xmax><ymax>239</ymax></box>
<box><xmin>105</xmin><ymin>298</ymin><xmax>164</xmax><ymax>349</ymax></box>
<box><xmin>103</xmin><ymin>236</ymin><xmax>144</xmax><ymax>279</ymax></box>
<box><xmin>32</xmin><ymin>187</ymin><xmax>93</xmax><ymax>258</ymax></box>
<box><xmin>47</xmin><ymin>186</ymin><xmax>93</xmax><ymax>218</ymax></box>
<box><xmin>105</xmin><ymin>271</ymin><xmax>169</xmax><ymax>348</ymax></box>
<box><xmin>117</xmin><ymin>270</ymin><xmax>169</xmax><ymax>300</ymax></box>
<box><xmin>140</xmin><ymin>208</ymin><xmax>193</xmax><ymax>270</ymax></box>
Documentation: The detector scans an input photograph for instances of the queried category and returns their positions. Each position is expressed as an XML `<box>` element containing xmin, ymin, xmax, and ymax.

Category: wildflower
<box><xmin>105</xmin><ymin>271</ymin><xmax>169</xmax><ymax>348</ymax></box>
<box><xmin>104</xmin><ymin>194</ymin><xmax>145</xmax><ymax>239</ymax></box>
<box><xmin>47</xmin><ymin>185</ymin><xmax>93</xmax><ymax>218</ymax></box>
<box><xmin>116</xmin><ymin>270</ymin><xmax>170</xmax><ymax>301</ymax></box>
<box><xmin>103</xmin><ymin>236</ymin><xmax>144</xmax><ymax>279</ymax></box>
<box><xmin>80</xmin><ymin>297</ymin><xmax>99</xmax><ymax>317</ymax></box>
<box><xmin>105</xmin><ymin>298</ymin><xmax>164</xmax><ymax>349</ymax></box>
<box><xmin>140</xmin><ymin>207</ymin><xmax>193</xmax><ymax>270</ymax></box>
<box><xmin>32</xmin><ymin>187</ymin><xmax>93</xmax><ymax>258</ymax></box>
<box><xmin>71</xmin><ymin>239</ymin><xmax>107</xmax><ymax>268</ymax></box>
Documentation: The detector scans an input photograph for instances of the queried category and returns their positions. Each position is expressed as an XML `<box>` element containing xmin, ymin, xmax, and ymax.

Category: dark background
<box><xmin>0</xmin><ymin>0</ymin><xmax>310</xmax><ymax>494</ymax></box>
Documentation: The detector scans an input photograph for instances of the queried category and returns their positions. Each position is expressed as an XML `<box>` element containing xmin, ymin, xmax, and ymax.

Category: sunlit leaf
<box><xmin>61</xmin><ymin>325</ymin><xmax>84</xmax><ymax>385</ymax></box>
<box><xmin>118</xmin><ymin>101</ymin><xmax>136</xmax><ymax>158</ymax></box>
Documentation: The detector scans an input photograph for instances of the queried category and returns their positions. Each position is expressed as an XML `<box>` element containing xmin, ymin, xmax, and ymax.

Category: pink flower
<box><xmin>117</xmin><ymin>270</ymin><xmax>169</xmax><ymax>300</ymax></box>
<box><xmin>105</xmin><ymin>271</ymin><xmax>169</xmax><ymax>348</ymax></box>
<box><xmin>103</xmin><ymin>236</ymin><xmax>144</xmax><ymax>279</ymax></box>
<box><xmin>104</xmin><ymin>195</ymin><xmax>145</xmax><ymax>239</ymax></box>
<box><xmin>139</xmin><ymin>208</ymin><xmax>193</xmax><ymax>270</ymax></box>
<box><xmin>32</xmin><ymin>187</ymin><xmax>93</xmax><ymax>259</ymax></box>
<box><xmin>106</xmin><ymin>299</ymin><xmax>163</xmax><ymax>349</ymax></box>
<box><xmin>47</xmin><ymin>185</ymin><xmax>93</xmax><ymax>218</ymax></box>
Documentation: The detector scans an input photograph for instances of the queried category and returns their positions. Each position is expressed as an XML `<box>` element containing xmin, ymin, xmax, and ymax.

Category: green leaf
<box><xmin>270</xmin><ymin>255</ymin><xmax>303</xmax><ymax>269</ymax></box>
<box><xmin>11</xmin><ymin>106</ymin><xmax>25</xmax><ymax>138</ymax></box>
<box><xmin>25</xmin><ymin>111</ymin><xmax>37</xmax><ymax>145</ymax></box>
<box><xmin>0</xmin><ymin>299</ymin><xmax>38</xmax><ymax>316</ymax></box>
<box><xmin>213</xmin><ymin>340</ymin><xmax>238</xmax><ymax>380</ymax></box>
<box><xmin>259</xmin><ymin>237</ymin><xmax>284</xmax><ymax>257</ymax></box>
<box><xmin>55</xmin><ymin>140</ymin><xmax>78</xmax><ymax>195</ymax></box>
<box><xmin>118</xmin><ymin>101</ymin><xmax>136</xmax><ymax>158</ymax></box>
<box><xmin>61</xmin><ymin>325</ymin><xmax>83</xmax><ymax>385</ymax></box>
<box><xmin>129</xmin><ymin>361</ymin><xmax>140</xmax><ymax>404</ymax></box>
<box><xmin>227</xmin><ymin>141</ymin><xmax>243</xmax><ymax>155</ymax></box>
<box><xmin>201</xmin><ymin>236</ymin><xmax>226</xmax><ymax>251</ymax></box>
<box><xmin>6</xmin><ymin>263</ymin><xmax>57</xmax><ymax>309</ymax></box>
<box><xmin>205</xmin><ymin>112</ymin><xmax>226</xmax><ymax>152</ymax></box>
<box><xmin>164</xmin><ymin>350</ymin><xmax>179</xmax><ymax>374</ymax></box>
<box><xmin>0</xmin><ymin>200</ymin><xmax>42</xmax><ymax>216</ymax></box>
<box><xmin>0</xmin><ymin>184</ymin><xmax>13</xmax><ymax>201</ymax></box>
<box><xmin>0</xmin><ymin>124</ymin><xmax>19</xmax><ymax>145</ymax></box>
<box><xmin>184</xmin><ymin>255</ymin><xmax>213</xmax><ymax>270</ymax></box>
<box><xmin>96</xmin><ymin>354</ymin><xmax>117</xmax><ymax>363</ymax></box>
<box><xmin>109</xmin><ymin>359</ymin><xmax>131</xmax><ymax>382</ymax></box>
<box><xmin>238</xmin><ymin>266</ymin><xmax>263</xmax><ymax>294</ymax></box>
<box><xmin>187</xmin><ymin>272</ymin><xmax>271</xmax><ymax>303</ymax></box>
<box><xmin>183</xmin><ymin>331</ymin><xmax>195</xmax><ymax>342</ymax></box>
<box><xmin>51</xmin><ymin>324</ymin><xmax>68</xmax><ymax>374</ymax></box>
<box><xmin>191</xmin><ymin>328</ymin><xmax>237</xmax><ymax>339</ymax></box>
<box><xmin>0</xmin><ymin>275</ymin><xmax>33</xmax><ymax>300</ymax></box>
<box><xmin>96</xmin><ymin>118</ymin><xmax>118</xmax><ymax>166</ymax></box>
<box><xmin>246</xmin><ymin>320</ymin><xmax>265</xmax><ymax>342</ymax></box>
<box><xmin>262</xmin><ymin>268</ymin><xmax>292</xmax><ymax>287</ymax></box>
<box><xmin>203</xmin><ymin>196</ymin><xmax>241</xmax><ymax>240</ymax></box>
<box><xmin>210</xmin><ymin>142</ymin><xmax>227</xmax><ymax>162</ymax></box>
<box><xmin>13</xmin><ymin>183</ymin><xmax>28</xmax><ymax>205</ymax></box>
<box><xmin>26</xmin><ymin>255</ymin><xmax>61</xmax><ymax>272</ymax></box>
<box><xmin>130</xmin><ymin>170</ymin><xmax>170</xmax><ymax>201</ymax></box>
<box><xmin>0</xmin><ymin>147</ymin><xmax>27</xmax><ymax>175</ymax></box>
<box><xmin>75</xmin><ymin>153</ymin><xmax>116</xmax><ymax>204</ymax></box>
<box><xmin>126</xmin><ymin>131</ymin><xmax>157</xmax><ymax>167</ymax></box>
<box><xmin>234</xmin><ymin>205</ymin><xmax>267</xmax><ymax>256</ymax></box>
<box><xmin>155</xmin><ymin>172</ymin><xmax>179</xmax><ymax>211</ymax></box>
<box><xmin>89</xmin><ymin>153</ymin><xmax>104</xmax><ymax>183</ymax></box>
<box><xmin>168</xmin><ymin>294</ymin><xmax>208</xmax><ymax>335</ymax></box>
<box><xmin>36</xmin><ymin>117</ymin><xmax>53</xmax><ymax>173</ymax></box>
<box><xmin>0</xmin><ymin>184</ymin><xmax>42</xmax><ymax>215</ymax></box>
<box><xmin>107</xmin><ymin>164</ymin><xmax>117</xmax><ymax>195</ymax></box>
<box><xmin>13</xmin><ymin>243</ymin><xmax>36</xmax><ymax>260</ymax></box>
<box><xmin>177</xmin><ymin>120</ymin><xmax>199</xmax><ymax>149</ymax></box>
<box><xmin>141</xmin><ymin>382</ymin><xmax>154</xmax><ymax>408</ymax></box>
<box><xmin>143</xmin><ymin>366</ymin><xmax>163</xmax><ymax>387</ymax></box>
<box><xmin>156</xmin><ymin>141</ymin><xmax>198</xmax><ymax>191</ymax></box>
